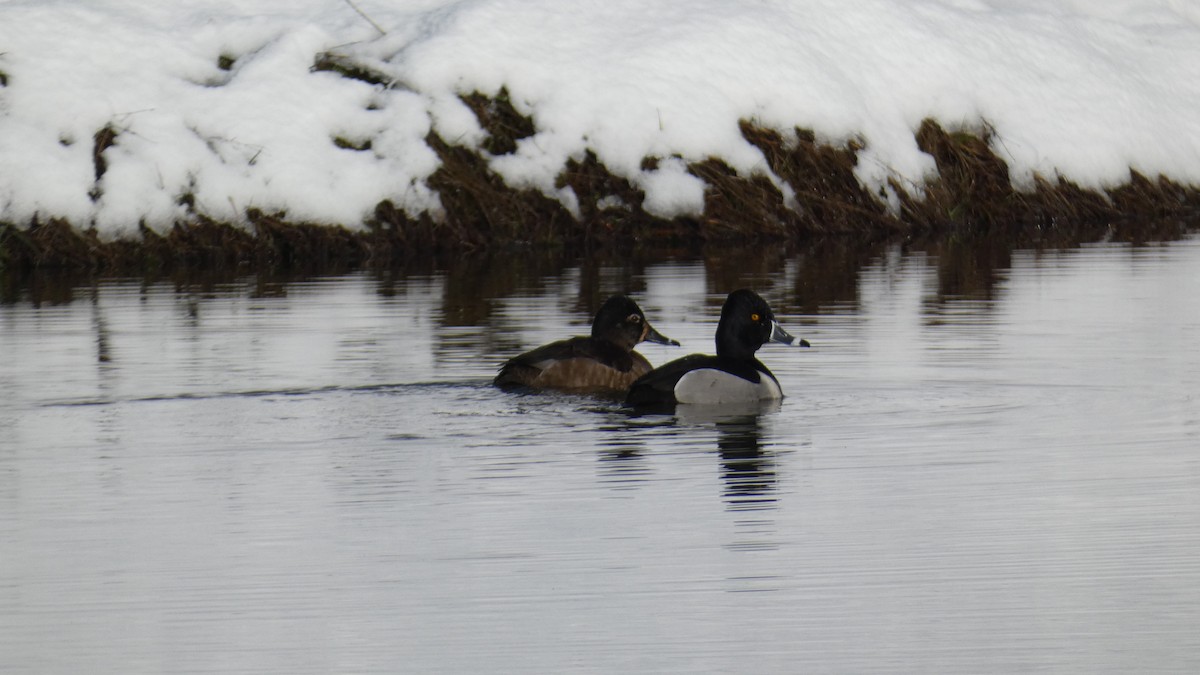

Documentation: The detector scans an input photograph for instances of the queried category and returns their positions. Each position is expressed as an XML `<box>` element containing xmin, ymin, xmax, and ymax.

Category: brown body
<box><xmin>495</xmin><ymin>336</ymin><xmax>657</xmax><ymax>393</ymax></box>
<box><xmin>494</xmin><ymin>295</ymin><xmax>678</xmax><ymax>395</ymax></box>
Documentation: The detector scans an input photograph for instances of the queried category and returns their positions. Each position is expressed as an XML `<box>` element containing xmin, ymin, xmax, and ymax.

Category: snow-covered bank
<box><xmin>1</xmin><ymin>0</ymin><xmax>1199</xmax><ymax>238</ymax></box>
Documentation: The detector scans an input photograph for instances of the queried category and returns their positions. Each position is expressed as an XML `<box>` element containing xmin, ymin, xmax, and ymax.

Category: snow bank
<box><xmin>1</xmin><ymin>0</ymin><xmax>1198</xmax><ymax>235</ymax></box>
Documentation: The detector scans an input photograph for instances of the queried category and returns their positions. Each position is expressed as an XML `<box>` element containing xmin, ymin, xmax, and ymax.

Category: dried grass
<box><xmin>461</xmin><ymin>88</ymin><xmax>536</xmax><ymax>156</ymax></box>
<box><xmin>423</xmin><ymin>130</ymin><xmax>577</xmax><ymax>246</ymax></box>
<box><xmin>740</xmin><ymin>122</ymin><xmax>898</xmax><ymax>235</ymax></box>
<box><xmin>310</xmin><ymin>52</ymin><xmax>390</xmax><ymax>86</ymax></box>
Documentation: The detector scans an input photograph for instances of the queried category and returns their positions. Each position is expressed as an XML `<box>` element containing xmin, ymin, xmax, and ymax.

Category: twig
<box><xmin>344</xmin><ymin>0</ymin><xmax>386</xmax><ymax>36</ymax></box>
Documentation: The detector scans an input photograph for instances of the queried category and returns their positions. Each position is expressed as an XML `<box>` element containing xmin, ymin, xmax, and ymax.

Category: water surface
<box><xmin>2</xmin><ymin>237</ymin><xmax>1199</xmax><ymax>673</ymax></box>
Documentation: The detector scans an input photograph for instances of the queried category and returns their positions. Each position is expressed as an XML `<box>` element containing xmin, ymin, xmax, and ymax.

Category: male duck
<box><xmin>626</xmin><ymin>289</ymin><xmax>806</xmax><ymax>406</ymax></box>
<box><xmin>494</xmin><ymin>294</ymin><xmax>679</xmax><ymax>394</ymax></box>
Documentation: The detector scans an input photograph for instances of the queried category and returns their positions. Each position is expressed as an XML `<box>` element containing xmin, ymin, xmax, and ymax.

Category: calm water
<box><xmin>2</xmin><ymin>236</ymin><xmax>1199</xmax><ymax>673</ymax></box>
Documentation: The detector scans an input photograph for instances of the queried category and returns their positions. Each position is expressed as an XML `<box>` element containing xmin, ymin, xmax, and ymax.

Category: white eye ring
<box><xmin>627</xmin><ymin>314</ymin><xmax>641</xmax><ymax>323</ymax></box>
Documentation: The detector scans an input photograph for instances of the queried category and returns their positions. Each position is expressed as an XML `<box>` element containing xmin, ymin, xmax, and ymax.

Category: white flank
<box><xmin>674</xmin><ymin>369</ymin><xmax>782</xmax><ymax>404</ymax></box>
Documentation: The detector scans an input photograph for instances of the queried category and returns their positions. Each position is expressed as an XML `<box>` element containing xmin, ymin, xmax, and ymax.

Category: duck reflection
<box><xmin>675</xmin><ymin>400</ymin><xmax>781</xmax><ymax>510</ymax></box>
<box><xmin>606</xmin><ymin>400</ymin><xmax>782</xmax><ymax>509</ymax></box>
<box><xmin>595</xmin><ymin>436</ymin><xmax>652</xmax><ymax>488</ymax></box>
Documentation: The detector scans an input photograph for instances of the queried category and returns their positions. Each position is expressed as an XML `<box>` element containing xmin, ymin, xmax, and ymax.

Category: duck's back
<box><xmin>494</xmin><ymin>336</ymin><xmax>650</xmax><ymax>392</ymax></box>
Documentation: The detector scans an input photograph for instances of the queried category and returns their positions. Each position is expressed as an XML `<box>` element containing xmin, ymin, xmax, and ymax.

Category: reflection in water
<box><xmin>2</xmin><ymin>224</ymin><xmax>1191</xmax><ymax>320</ymax></box>
<box><xmin>607</xmin><ymin>401</ymin><xmax>785</xmax><ymax>510</ymax></box>
<box><xmin>715</xmin><ymin>414</ymin><xmax>777</xmax><ymax>510</ymax></box>
<box><xmin>906</xmin><ymin>235</ymin><xmax>1015</xmax><ymax>302</ymax></box>
<box><xmin>90</xmin><ymin>282</ymin><xmax>111</xmax><ymax>364</ymax></box>
<box><xmin>594</xmin><ymin>411</ymin><xmax>675</xmax><ymax>487</ymax></box>
<box><xmin>595</xmin><ymin>436</ymin><xmax>651</xmax><ymax>487</ymax></box>
<box><xmin>675</xmin><ymin>401</ymin><xmax>783</xmax><ymax>511</ymax></box>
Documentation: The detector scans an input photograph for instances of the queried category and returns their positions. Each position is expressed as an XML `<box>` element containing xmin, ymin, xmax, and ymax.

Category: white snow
<box><xmin>1</xmin><ymin>0</ymin><xmax>1198</xmax><ymax>235</ymax></box>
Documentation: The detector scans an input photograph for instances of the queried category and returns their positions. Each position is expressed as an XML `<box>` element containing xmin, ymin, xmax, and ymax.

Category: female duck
<box><xmin>626</xmin><ymin>289</ymin><xmax>805</xmax><ymax>406</ymax></box>
<box><xmin>494</xmin><ymin>295</ymin><xmax>679</xmax><ymax>394</ymax></box>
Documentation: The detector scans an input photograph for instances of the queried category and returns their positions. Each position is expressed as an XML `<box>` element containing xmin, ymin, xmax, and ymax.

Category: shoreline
<box><xmin>3</xmin><ymin>107</ymin><xmax>1199</xmax><ymax>276</ymax></box>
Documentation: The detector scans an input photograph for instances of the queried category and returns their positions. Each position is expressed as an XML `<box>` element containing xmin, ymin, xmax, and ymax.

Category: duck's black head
<box><xmin>714</xmin><ymin>289</ymin><xmax>798</xmax><ymax>360</ymax></box>
<box><xmin>591</xmin><ymin>295</ymin><xmax>679</xmax><ymax>352</ymax></box>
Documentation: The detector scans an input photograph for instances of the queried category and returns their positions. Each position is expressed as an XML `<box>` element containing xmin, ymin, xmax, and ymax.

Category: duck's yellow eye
<box><xmin>750</xmin><ymin>313</ymin><xmax>760</xmax><ymax>322</ymax></box>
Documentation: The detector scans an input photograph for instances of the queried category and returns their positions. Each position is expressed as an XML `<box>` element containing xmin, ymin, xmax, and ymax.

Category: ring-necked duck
<box><xmin>494</xmin><ymin>294</ymin><xmax>679</xmax><ymax>394</ymax></box>
<box><xmin>626</xmin><ymin>289</ymin><xmax>808</xmax><ymax>406</ymax></box>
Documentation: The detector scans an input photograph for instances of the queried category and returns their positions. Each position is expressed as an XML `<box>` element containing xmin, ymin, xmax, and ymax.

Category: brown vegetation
<box><xmin>2</xmin><ymin>91</ymin><xmax>1198</xmax><ymax>276</ymax></box>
